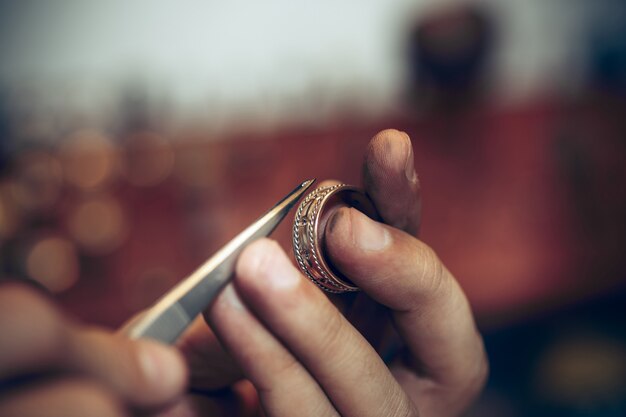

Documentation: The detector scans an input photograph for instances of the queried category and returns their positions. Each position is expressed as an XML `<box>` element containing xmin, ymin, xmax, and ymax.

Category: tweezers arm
<box><xmin>124</xmin><ymin>303</ymin><xmax>192</xmax><ymax>343</ymax></box>
<box><xmin>121</xmin><ymin>179</ymin><xmax>314</xmax><ymax>344</ymax></box>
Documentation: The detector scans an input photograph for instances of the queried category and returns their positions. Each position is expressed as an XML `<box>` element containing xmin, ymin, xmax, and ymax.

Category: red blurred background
<box><xmin>1</xmin><ymin>1</ymin><xmax>625</xmax><ymax>415</ymax></box>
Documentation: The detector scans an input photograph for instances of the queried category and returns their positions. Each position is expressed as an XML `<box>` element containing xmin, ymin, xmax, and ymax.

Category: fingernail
<box><xmin>268</xmin><ymin>247</ymin><xmax>300</xmax><ymax>290</ymax></box>
<box><xmin>220</xmin><ymin>284</ymin><xmax>245</xmax><ymax>311</ymax></box>
<box><xmin>137</xmin><ymin>340</ymin><xmax>186</xmax><ymax>390</ymax></box>
<box><xmin>350</xmin><ymin>208</ymin><xmax>391</xmax><ymax>252</ymax></box>
<box><xmin>327</xmin><ymin>207</ymin><xmax>346</xmax><ymax>234</ymax></box>
<box><xmin>251</xmin><ymin>240</ymin><xmax>300</xmax><ymax>290</ymax></box>
<box><xmin>388</xmin><ymin>131</ymin><xmax>408</xmax><ymax>169</ymax></box>
<box><xmin>403</xmin><ymin>133</ymin><xmax>417</xmax><ymax>184</ymax></box>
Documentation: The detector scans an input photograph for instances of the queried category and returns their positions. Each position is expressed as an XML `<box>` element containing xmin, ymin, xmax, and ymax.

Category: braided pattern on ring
<box><xmin>292</xmin><ymin>184</ymin><xmax>359</xmax><ymax>293</ymax></box>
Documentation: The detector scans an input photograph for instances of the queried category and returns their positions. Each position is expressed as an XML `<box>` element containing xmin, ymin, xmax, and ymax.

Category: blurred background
<box><xmin>1</xmin><ymin>0</ymin><xmax>625</xmax><ymax>415</ymax></box>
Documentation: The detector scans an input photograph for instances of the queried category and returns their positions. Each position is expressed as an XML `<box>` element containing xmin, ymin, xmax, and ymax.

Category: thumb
<box><xmin>67</xmin><ymin>327</ymin><xmax>188</xmax><ymax>407</ymax></box>
<box><xmin>0</xmin><ymin>283</ymin><xmax>188</xmax><ymax>408</ymax></box>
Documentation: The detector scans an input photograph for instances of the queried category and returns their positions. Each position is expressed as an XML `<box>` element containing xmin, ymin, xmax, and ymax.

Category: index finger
<box><xmin>325</xmin><ymin>210</ymin><xmax>487</xmax><ymax>416</ymax></box>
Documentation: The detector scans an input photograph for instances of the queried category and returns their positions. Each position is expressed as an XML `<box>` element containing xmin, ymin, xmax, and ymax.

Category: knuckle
<box><xmin>313</xmin><ymin>305</ymin><xmax>352</xmax><ymax>361</ymax></box>
<box><xmin>254</xmin><ymin>354</ymin><xmax>302</xmax><ymax>394</ymax></box>
<box><xmin>466</xmin><ymin>343</ymin><xmax>489</xmax><ymax>396</ymax></box>
<box><xmin>446</xmin><ymin>337</ymin><xmax>489</xmax><ymax>410</ymax></box>
<box><xmin>272</xmin><ymin>354</ymin><xmax>302</xmax><ymax>380</ymax></box>
<box><xmin>413</xmin><ymin>243</ymin><xmax>450</xmax><ymax>301</ymax></box>
<box><xmin>377</xmin><ymin>389</ymin><xmax>418</xmax><ymax>417</ymax></box>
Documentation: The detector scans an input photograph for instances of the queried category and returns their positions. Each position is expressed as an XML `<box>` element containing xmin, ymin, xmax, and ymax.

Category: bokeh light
<box><xmin>9</xmin><ymin>151</ymin><xmax>63</xmax><ymax>212</ymax></box>
<box><xmin>534</xmin><ymin>336</ymin><xmax>626</xmax><ymax>409</ymax></box>
<box><xmin>66</xmin><ymin>195</ymin><xmax>127</xmax><ymax>255</ymax></box>
<box><xmin>25</xmin><ymin>235</ymin><xmax>79</xmax><ymax>293</ymax></box>
<box><xmin>59</xmin><ymin>130</ymin><xmax>118</xmax><ymax>190</ymax></box>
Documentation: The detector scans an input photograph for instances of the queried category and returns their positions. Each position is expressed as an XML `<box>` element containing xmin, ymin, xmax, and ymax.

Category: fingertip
<box><xmin>135</xmin><ymin>340</ymin><xmax>188</xmax><ymax>402</ymax></box>
<box><xmin>236</xmin><ymin>238</ymin><xmax>281</xmax><ymax>281</ymax></box>
<box><xmin>366</xmin><ymin>129</ymin><xmax>412</xmax><ymax>173</ymax></box>
<box><xmin>363</xmin><ymin>129</ymin><xmax>421</xmax><ymax>235</ymax></box>
<box><xmin>371</xmin><ymin>128</ymin><xmax>410</xmax><ymax>143</ymax></box>
<box><xmin>236</xmin><ymin>238</ymin><xmax>301</xmax><ymax>292</ymax></box>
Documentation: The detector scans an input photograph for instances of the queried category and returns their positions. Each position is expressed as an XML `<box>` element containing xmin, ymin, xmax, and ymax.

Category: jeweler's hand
<box><xmin>0</xmin><ymin>283</ymin><xmax>188</xmax><ymax>417</ymax></box>
<box><xmin>0</xmin><ymin>129</ymin><xmax>486</xmax><ymax>417</ymax></box>
<box><xmin>194</xmin><ymin>129</ymin><xmax>487</xmax><ymax>417</ymax></box>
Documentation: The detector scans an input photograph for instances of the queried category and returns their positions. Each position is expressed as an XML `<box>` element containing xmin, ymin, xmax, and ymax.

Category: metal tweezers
<box><xmin>122</xmin><ymin>179</ymin><xmax>315</xmax><ymax>344</ymax></box>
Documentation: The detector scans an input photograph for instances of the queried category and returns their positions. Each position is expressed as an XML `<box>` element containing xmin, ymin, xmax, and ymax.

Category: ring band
<box><xmin>292</xmin><ymin>184</ymin><xmax>379</xmax><ymax>293</ymax></box>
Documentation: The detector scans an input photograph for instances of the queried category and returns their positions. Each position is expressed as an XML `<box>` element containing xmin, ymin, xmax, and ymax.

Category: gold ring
<box><xmin>292</xmin><ymin>184</ymin><xmax>379</xmax><ymax>293</ymax></box>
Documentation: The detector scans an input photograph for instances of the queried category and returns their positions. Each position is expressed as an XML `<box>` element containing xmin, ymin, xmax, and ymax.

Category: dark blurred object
<box><xmin>587</xmin><ymin>2</ymin><xmax>626</xmax><ymax>98</ymax></box>
<box><xmin>407</xmin><ymin>4</ymin><xmax>494</xmax><ymax>114</ymax></box>
<box><xmin>551</xmin><ymin>0</ymin><xmax>626</xmax><ymax>294</ymax></box>
<box><xmin>0</xmin><ymin>90</ymin><xmax>10</xmax><ymax>173</ymax></box>
<box><xmin>468</xmin><ymin>288</ymin><xmax>626</xmax><ymax>417</ymax></box>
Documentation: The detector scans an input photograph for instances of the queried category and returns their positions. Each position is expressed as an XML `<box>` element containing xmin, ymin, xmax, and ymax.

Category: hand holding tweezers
<box><xmin>121</xmin><ymin>179</ymin><xmax>315</xmax><ymax>344</ymax></box>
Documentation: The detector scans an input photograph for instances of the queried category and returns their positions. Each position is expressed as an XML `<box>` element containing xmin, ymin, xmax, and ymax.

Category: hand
<box><xmin>0</xmin><ymin>128</ymin><xmax>487</xmax><ymax>417</ymax></box>
<box><xmin>0</xmin><ymin>283</ymin><xmax>188</xmax><ymax>417</ymax></box>
<box><xmin>199</xmin><ymin>129</ymin><xmax>488</xmax><ymax>417</ymax></box>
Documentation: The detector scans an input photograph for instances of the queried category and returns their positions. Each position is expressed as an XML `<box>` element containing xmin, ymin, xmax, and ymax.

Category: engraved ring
<box><xmin>292</xmin><ymin>184</ymin><xmax>379</xmax><ymax>293</ymax></box>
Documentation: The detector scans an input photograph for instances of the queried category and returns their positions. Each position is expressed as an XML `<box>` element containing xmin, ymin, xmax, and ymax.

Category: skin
<box><xmin>0</xmin><ymin>129</ymin><xmax>488</xmax><ymax>417</ymax></box>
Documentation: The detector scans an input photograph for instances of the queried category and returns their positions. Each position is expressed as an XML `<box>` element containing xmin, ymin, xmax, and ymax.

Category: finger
<box><xmin>234</xmin><ymin>239</ymin><xmax>418</xmax><ymax>417</ymax></box>
<box><xmin>176</xmin><ymin>314</ymin><xmax>242</xmax><ymax>390</ymax></box>
<box><xmin>68</xmin><ymin>329</ymin><xmax>187</xmax><ymax>407</ymax></box>
<box><xmin>0</xmin><ymin>283</ymin><xmax>69</xmax><ymax>380</ymax></box>
<box><xmin>205</xmin><ymin>284</ymin><xmax>338</xmax><ymax>417</ymax></box>
<box><xmin>326</xmin><ymin>208</ymin><xmax>488</xmax><ymax>415</ymax></box>
<box><xmin>0</xmin><ymin>378</ymin><xmax>126</xmax><ymax>417</ymax></box>
<box><xmin>123</xmin><ymin>309</ymin><xmax>242</xmax><ymax>391</ymax></box>
<box><xmin>362</xmin><ymin>129</ymin><xmax>421</xmax><ymax>235</ymax></box>
<box><xmin>0</xmin><ymin>283</ymin><xmax>187</xmax><ymax>408</ymax></box>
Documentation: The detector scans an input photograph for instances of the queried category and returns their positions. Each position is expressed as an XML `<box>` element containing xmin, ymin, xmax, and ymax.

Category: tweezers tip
<box><xmin>301</xmin><ymin>178</ymin><xmax>316</xmax><ymax>189</ymax></box>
